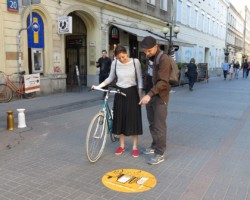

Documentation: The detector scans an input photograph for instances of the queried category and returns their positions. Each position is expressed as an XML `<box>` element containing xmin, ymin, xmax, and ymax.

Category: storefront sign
<box><xmin>102</xmin><ymin>169</ymin><xmax>157</xmax><ymax>193</ymax></box>
<box><xmin>7</xmin><ymin>0</ymin><xmax>19</xmax><ymax>12</ymax></box>
<box><xmin>58</xmin><ymin>16</ymin><xmax>72</xmax><ymax>34</ymax></box>
<box><xmin>24</xmin><ymin>73</ymin><xmax>41</xmax><ymax>93</ymax></box>
<box><xmin>89</xmin><ymin>41</ymin><xmax>95</xmax><ymax>46</ymax></box>
<box><xmin>27</xmin><ymin>13</ymin><xmax>44</xmax><ymax>48</ymax></box>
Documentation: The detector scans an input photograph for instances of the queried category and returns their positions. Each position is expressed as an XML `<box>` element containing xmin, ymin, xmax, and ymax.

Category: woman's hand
<box><xmin>91</xmin><ymin>85</ymin><xmax>99</xmax><ymax>90</ymax></box>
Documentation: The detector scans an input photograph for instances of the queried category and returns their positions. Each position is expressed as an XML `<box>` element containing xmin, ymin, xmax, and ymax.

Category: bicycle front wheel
<box><xmin>86</xmin><ymin>112</ymin><xmax>108</xmax><ymax>163</ymax></box>
<box><xmin>0</xmin><ymin>84</ymin><xmax>13</xmax><ymax>103</ymax></box>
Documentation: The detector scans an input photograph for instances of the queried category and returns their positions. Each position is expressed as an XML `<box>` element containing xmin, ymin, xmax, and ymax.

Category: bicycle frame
<box><xmin>6</xmin><ymin>76</ymin><xmax>25</xmax><ymax>95</ymax></box>
<box><xmin>102</xmin><ymin>94</ymin><xmax>113</xmax><ymax>133</ymax></box>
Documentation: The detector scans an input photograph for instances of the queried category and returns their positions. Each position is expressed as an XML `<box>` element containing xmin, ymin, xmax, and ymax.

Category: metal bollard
<box><xmin>17</xmin><ymin>108</ymin><xmax>27</xmax><ymax>128</ymax></box>
<box><xmin>7</xmin><ymin>110</ymin><xmax>15</xmax><ymax>131</ymax></box>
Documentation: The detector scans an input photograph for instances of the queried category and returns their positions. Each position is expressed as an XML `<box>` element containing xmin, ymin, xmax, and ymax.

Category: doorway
<box><xmin>65</xmin><ymin>13</ymin><xmax>87</xmax><ymax>89</ymax></box>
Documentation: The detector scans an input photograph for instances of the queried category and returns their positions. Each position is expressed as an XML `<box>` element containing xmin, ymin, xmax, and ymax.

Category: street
<box><xmin>0</xmin><ymin>76</ymin><xmax>250</xmax><ymax>200</ymax></box>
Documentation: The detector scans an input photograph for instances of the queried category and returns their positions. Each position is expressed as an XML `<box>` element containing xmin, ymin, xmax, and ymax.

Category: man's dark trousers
<box><xmin>146</xmin><ymin>95</ymin><xmax>168</xmax><ymax>155</ymax></box>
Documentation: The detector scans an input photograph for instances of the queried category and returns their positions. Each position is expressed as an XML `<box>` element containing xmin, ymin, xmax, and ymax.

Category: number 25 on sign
<box><xmin>7</xmin><ymin>0</ymin><xmax>19</xmax><ymax>12</ymax></box>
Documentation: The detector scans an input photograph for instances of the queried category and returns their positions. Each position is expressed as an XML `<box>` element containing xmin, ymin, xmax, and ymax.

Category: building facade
<box><xmin>0</xmin><ymin>0</ymin><xmax>174</xmax><ymax>94</ymax></box>
<box><xmin>243</xmin><ymin>6</ymin><xmax>250</xmax><ymax>60</ymax></box>
<box><xmin>174</xmin><ymin>0</ymin><xmax>229</xmax><ymax>71</ymax></box>
<box><xmin>226</xmin><ymin>3</ymin><xmax>244</xmax><ymax>64</ymax></box>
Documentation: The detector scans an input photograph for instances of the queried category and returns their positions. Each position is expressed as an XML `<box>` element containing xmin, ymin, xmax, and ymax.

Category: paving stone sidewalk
<box><xmin>0</xmin><ymin>76</ymin><xmax>249</xmax><ymax>200</ymax></box>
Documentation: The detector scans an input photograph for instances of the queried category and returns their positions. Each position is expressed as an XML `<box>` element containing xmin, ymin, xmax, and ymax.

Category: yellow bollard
<box><xmin>7</xmin><ymin>110</ymin><xmax>15</xmax><ymax>131</ymax></box>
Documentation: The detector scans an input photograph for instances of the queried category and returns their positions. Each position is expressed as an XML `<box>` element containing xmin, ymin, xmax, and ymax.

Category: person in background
<box><xmin>92</xmin><ymin>45</ymin><xmax>143</xmax><ymax>158</ymax></box>
<box><xmin>96</xmin><ymin>50</ymin><xmax>112</xmax><ymax>99</ymax></box>
<box><xmin>139</xmin><ymin>36</ymin><xmax>171</xmax><ymax>165</ymax></box>
<box><xmin>221</xmin><ymin>60</ymin><xmax>229</xmax><ymax>80</ymax></box>
<box><xmin>229</xmin><ymin>60</ymin><xmax>234</xmax><ymax>80</ymax></box>
<box><xmin>186</xmin><ymin>58</ymin><xmax>198</xmax><ymax>91</ymax></box>
<box><xmin>242</xmin><ymin>59</ymin><xmax>248</xmax><ymax>79</ymax></box>
<box><xmin>234</xmin><ymin>61</ymin><xmax>240</xmax><ymax>79</ymax></box>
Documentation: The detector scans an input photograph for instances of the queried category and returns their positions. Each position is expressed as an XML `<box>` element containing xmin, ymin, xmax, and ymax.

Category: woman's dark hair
<box><xmin>114</xmin><ymin>45</ymin><xmax>127</xmax><ymax>56</ymax></box>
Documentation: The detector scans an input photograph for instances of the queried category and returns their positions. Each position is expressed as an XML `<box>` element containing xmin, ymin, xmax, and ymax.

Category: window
<box><xmin>177</xmin><ymin>0</ymin><xmax>183</xmax><ymax>23</ymax></box>
<box><xmin>147</xmin><ymin>0</ymin><xmax>155</xmax><ymax>5</ymax></box>
<box><xmin>201</xmin><ymin>12</ymin><xmax>205</xmax><ymax>32</ymax></box>
<box><xmin>160</xmin><ymin>0</ymin><xmax>167</xmax><ymax>11</ymax></box>
<box><xmin>207</xmin><ymin>16</ymin><xmax>210</xmax><ymax>33</ymax></box>
<box><xmin>194</xmin><ymin>7</ymin><xmax>198</xmax><ymax>29</ymax></box>
<box><xmin>186</xmin><ymin>2</ymin><xmax>191</xmax><ymax>26</ymax></box>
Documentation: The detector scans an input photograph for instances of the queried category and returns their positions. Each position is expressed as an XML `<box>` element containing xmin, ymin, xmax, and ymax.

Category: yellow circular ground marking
<box><xmin>102</xmin><ymin>168</ymin><xmax>157</xmax><ymax>193</ymax></box>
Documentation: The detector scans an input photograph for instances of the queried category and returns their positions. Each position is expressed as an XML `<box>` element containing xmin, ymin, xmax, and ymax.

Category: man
<box><xmin>221</xmin><ymin>60</ymin><xmax>229</xmax><ymax>80</ymax></box>
<box><xmin>96</xmin><ymin>50</ymin><xmax>112</xmax><ymax>98</ymax></box>
<box><xmin>139</xmin><ymin>36</ymin><xmax>171</xmax><ymax>165</ymax></box>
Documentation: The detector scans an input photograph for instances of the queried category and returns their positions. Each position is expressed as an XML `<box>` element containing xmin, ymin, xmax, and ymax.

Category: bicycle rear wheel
<box><xmin>0</xmin><ymin>84</ymin><xmax>13</xmax><ymax>103</ymax></box>
<box><xmin>86</xmin><ymin>112</ymin><xmax>108</xmax><ymax>163</ymax></box>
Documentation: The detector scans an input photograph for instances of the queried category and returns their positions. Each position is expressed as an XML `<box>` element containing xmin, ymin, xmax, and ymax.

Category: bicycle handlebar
<box><xmin>91</xmin><ymin>88</ymin><xmax>126</xmax><ymax>96</ymax></box>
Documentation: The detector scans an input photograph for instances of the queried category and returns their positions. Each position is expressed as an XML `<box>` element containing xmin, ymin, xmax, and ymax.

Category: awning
<box><xmin>171</xmin><ymin>38</ymin><xmax>195</xmax><ymax>47</ymax></box>
<box><xmin>111</xmin><ymin>23</ymin><xmax>195</xmax><ymax>47</ymax></box>
<box><xmin>111</xmin><ymin>23</ymin><xmax>168</xmax><ymax>45</ymax></box>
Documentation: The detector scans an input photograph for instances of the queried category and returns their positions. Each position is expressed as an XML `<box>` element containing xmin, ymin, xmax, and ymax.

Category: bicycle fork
<box><xmin>93</xmin><ymin>111</ymin><xmax>107</xmax><ymax>139</ymax></box>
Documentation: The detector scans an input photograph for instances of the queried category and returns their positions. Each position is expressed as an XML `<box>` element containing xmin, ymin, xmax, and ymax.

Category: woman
<box><xmin>229</xmin><ymin>60</ymin><xmax>234</xmax><ymax>80</ymax></box>
<box><xmin>234</xmin><ymin>61</ymin><xmax>240</xmax><ymax>79</ymax></box>
<box><xmin>187</xmin><ymin>58</ymin><xmax>197</xmax><ymax>91</ymax></box>
<box><xmin>92</xmin><ymin>45</ymin><xmax>143</xmax><ymax>158</ymax></box>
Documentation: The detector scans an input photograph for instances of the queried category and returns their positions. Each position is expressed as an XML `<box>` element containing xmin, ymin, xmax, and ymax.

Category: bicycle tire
<box><xmin>0</xmin><ymin>84</ymin><xmax>13</xmax><ymax>103</ymax></box>
<box><xmin>86</xmin><ymin>112</ymin><xmax>108</xmax><ymax>163</ymax></box>
<box><xmin>23</xmin><ymin>92</ymin><xmax>36</xmax><ymax>99</ymax></box>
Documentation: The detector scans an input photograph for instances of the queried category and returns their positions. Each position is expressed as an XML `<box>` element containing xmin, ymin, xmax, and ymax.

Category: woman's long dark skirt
<box><xmin>112</xmin><ymin>86</ymin><xmax>143</xmax><ymax>136</ymax></box>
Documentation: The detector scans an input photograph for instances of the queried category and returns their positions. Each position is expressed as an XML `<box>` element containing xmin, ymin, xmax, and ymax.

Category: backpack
<box><xmin>155</xmin><ymin>51</ymin><xmax>180</xmax><ymax>85</ymax></box>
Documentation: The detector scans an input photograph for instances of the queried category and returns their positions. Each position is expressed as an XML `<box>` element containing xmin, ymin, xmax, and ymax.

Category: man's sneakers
<box><xmin>147</xmin><ymin>154</ymin><xmax>164</xmax><ymax>165</ymax></box>
<box><xmin>142</xmin><ymin>147</ymin><xmax>155</xmax><ymax>155</ymax></box>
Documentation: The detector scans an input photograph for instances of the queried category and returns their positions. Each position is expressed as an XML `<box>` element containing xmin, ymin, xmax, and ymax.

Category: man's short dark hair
<box><xmin>102</xmin><ymin>50</ymin><xmax>107</xmax><ymax>53</ymax></box>
<box><xmin>141</xmin><ymin>36</ymin><xmax>157</xmax><ymax>49</ymax></box>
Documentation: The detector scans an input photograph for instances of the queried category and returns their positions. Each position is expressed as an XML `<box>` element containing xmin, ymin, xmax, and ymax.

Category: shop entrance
<box><xmin>65</xmin><ymin>13</ymin><xmax>87</xmax><ymax>90</ymax></box>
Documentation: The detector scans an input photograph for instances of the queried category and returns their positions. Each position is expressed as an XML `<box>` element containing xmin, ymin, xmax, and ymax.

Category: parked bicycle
<box><xmin>0</xmin><ymin>71</ymin><xmax>36</xmax><ymax>103</ymax></box>
<box><xmin>86</xmin><ymin>88</ymin><xmax>126</xmax><ymax>163</ymax></box>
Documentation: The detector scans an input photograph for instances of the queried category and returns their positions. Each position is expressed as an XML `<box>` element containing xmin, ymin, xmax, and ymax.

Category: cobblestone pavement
<box><xmin>0</xmin><ymin>76</ymin><xmax>249</xmax><ymax>200</ymax></box>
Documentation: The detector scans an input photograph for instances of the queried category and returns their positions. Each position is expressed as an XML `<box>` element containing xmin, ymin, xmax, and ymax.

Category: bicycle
<box><xmin>0</xmin><ymin>70</ymin><xmax>36</xmax><ymax>103</ymax></box>
<box><xmin>86</xmin><ymin>87</ymin><xmax>126</xmax><ymax>163</ymax></box>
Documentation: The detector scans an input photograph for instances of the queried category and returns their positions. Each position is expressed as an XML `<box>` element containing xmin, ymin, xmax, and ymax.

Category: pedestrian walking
<box><xmin>186</xmin><ymin>58</ymin><xmax>198</xmax><ymax>91</ymax></box>
<box><xmin>242</xmin><ymin>59</ymin><xmax>248</xmax><ymax>79</ymax></box>
<box><xmin>92</xmin><ymin>45</ymin><xmax>143</xmax><ymax>158</ymax></box>
<box><xmin>139</xmin><ymin>36</ymin><xmax>171</xmax><ymax>165</ymax></box>
<box><xmin>234</xmin><ymin>61</ymin><xmax>240</xmax><ymax>79</ymax></box>
<box><xmin>229</xmin><ymin>60</ymin><xmax>234</xmax><ymax>80</ymax></box>
<box><xmin>221</xmin><ymin>60</ymin><xmax>229</xmax><ymax>80</ymax></box>
<box><xmin>96</xmin><ymin>50</ymin><xmax>112</xmax><ymax>99</ymax></box>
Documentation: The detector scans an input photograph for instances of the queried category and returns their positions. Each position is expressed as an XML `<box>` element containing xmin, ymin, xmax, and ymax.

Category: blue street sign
<box><xmin>7</xmin><ymin>0</ymin><xmax>19</xmax><ymax>12</ymax></box>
